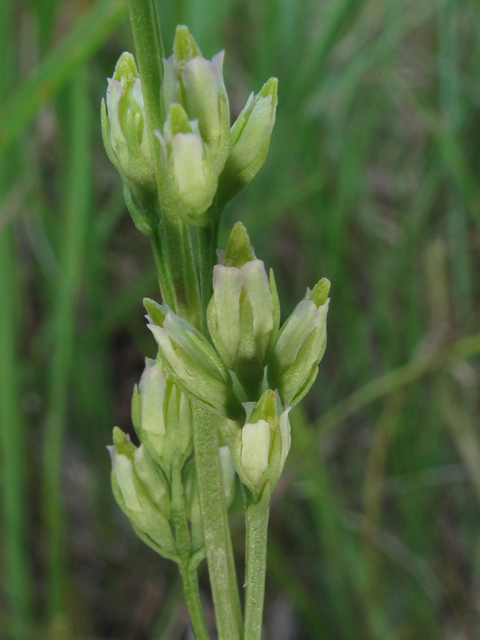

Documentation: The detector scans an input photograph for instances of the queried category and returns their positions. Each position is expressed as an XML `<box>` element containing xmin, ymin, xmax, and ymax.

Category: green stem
<box><xmin>179</xmin><ymin>565</ymin><xmax>210</xmax><ymax>640</ymax></box>
<box><xmin>127</xmin><ymin>0</ymin><xmax>201</xmax><ymax>328</ymax></box>
<box><xmin>43</xmin><ymin>68</ymin><xmax>91</xmax><ymax>623</ymax></box>
<box><xmin>127</xmin><ymin>0</ymin><xmax>164</xmax><ymax>131</ymax></box>
<box><xmin>192</xmin><ymin>402</ymin><xmax>243</xmax><ymax>640</ymax></box>
<box><xmin>244</xmin><ymin>495</ymin><xmax>271</xmax><ymax>640</ymax></box>
<box><xmin>171</xmin><ymin>462</ymin><xmax>210</xmax><ymax>640</ymax></box>
<box><xmin>0</xmin><ymin>231</ymin><xmax>33</xmax><ymax>640</ymax></box>
<box><xmin>162</xmin><ymin>213</ymin><xmax>201</xmax><ymax>328</ymax></box>
<box><xmin>0</xmin><ymin>1</ymin><xmax>33</xmax><ymax>637</ymax></box>
<box><xmin>150</xmin><ymin>223</ymin><xmax>175</xmax><ymax>309</ymax></box>
<box><xmin>198</xmin><ymin>217</ymin><xmax>220</xmax><ymax>334</ymax></box>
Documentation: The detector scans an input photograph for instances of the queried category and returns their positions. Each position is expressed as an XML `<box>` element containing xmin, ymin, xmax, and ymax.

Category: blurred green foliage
<box><xmin>1</xmin><ymin>0</ymin><xmax>480</xmax><ymax>638</ymax></box>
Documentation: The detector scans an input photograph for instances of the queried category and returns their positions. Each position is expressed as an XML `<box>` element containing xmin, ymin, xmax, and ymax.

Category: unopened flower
<box><xmin>101</xmin><ymin>53</ymin><xmax>155</xmax><ymax>194</ymax></box>
<box><xmin>268</xmin><ymin>278</ymin><xmax>330</xmax><ymax>407</ymax></box>
<box><xmin>239</xmin><ymin>390</ymin><xmax>291</xmax><ymax>495</ymax></box>
<box><xmin>132</xmin><ymin>359</ymin><xmax>192</xmax><ymax>477</ymax></box>
<box><xmin>162</xmin><ymin>25</ymin><xmax>230</xmax><ymax>174</ymax></box>
<box><xmin>219</xmin><ymin>78</ymin><xmax>278</xmax><ymax>204</ymax></box>
<box><xmin>154</xmin><ymin>103</ymin><xmax>217</xmax><ymax>225</ymax></box>
<box><xmin>109</xmin><ymin>427</ymin><xmax>176</xmax><ymax>556</ymax></box>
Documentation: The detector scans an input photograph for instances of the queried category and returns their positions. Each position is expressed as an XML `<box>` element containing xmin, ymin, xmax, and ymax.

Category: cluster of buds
<box><xmin>105</xmin><ymin>23</ymin><xmax>330</xmax><ymax>561</ymax></box>
<box><xmin>110</xmin><ymin>358</ymin><xmax>235</xmax><ymax>563</ymax></box>
<box><xmin>139</xmin><ymin>223</ymin><xmax>329</xmax><ymax>499</ymax></box>
<box><xmin>102</xmin><ymin>26</ymin><xmax>278</xmax><ymax>229</ymax></box>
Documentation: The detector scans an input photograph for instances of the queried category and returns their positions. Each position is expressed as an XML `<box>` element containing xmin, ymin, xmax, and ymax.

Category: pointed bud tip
<box><xmin>250</xmin><ymin>389</ymin><xmax>277</xmax><ymax>425</ymax></box>
<box><xmin>174</xmin><ymin>25</ymin><xmax>202</xmax><ymax>70</ymax></box>
<box><xmin>309</xmin><ymin>278</ymin><xmax>330</xmax><ymax>308</ymax></box>
<box><xmin>260</xmin><ymin>77</ymin><xmax>278</xmax><ymax>99</ymax></box>
<box><xmin>112</xmin><ymin>427</ymin><xmax>136</xmax><ymax>458</ymax></box>
<box><xmin>166</xmin><ymin>103</ymin><xmax>192</xmax><ymax>136</ymax></box>
<box><xmin>223</xmin><ymin>222</ymin><xmax>256</xmax><ymax>267</ymax></box>
<box><xmin>143</xmin><ymin>298</ymin><xmax>167</xmax><ymax>328</ymax></box>
<box><xmin>113</xmin><ymin>52</ymin><xmax>138</xmax><ymax>83</ymax></box>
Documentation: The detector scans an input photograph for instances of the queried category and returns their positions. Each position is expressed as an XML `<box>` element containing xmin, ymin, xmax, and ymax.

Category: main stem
<box><xmin>192</xmin><ymin>402</ymin><xmax>243</xmax><ymax>640</ymax></box>
<box><xmin>244</xmin><ymin>499</ymin><xmax>270</xmax><ymax>640</ymax></box>
<box><xmin>198</xmin><ymin>218</ymin><xmax>220</xmax><ymax>333</ymax></box>
<box><xmin>127</xmin><ymin>0</ymin><xmax>201</xmax><ymax>329</ymax></box>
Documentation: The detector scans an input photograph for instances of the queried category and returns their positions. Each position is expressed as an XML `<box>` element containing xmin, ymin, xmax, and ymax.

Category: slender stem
<box><xmin>150</xmin><ymin>223</ymin><xmax>175</xmax><ymax>308</ymax></box>
<box><xmin>127</xmin><ymin>0</ymin><xmax>201</xmax><ymax>328</ymax></box>
<box><xmin>0</xmin><ymin>234</ymin><xmax>33</xmax><ymax>640</ymax></box>
<box><xmin>171</xmin><ymin>462</ymin><xmax>210</xmax><ymax>640</ymax></box>
<box><xmin>162</xmin><ymin>213</ymin><xmax>201</xmax><ymax>328</ymax></box>
<box><xmin>192</xmin><ymin>402</ymin><xmax>243</xmax><ymax>640</ymax></box>
<box><xmin>179</xmin><ymin>565</ymin><xmax>210</xmax><ymax>640</ymax></box>
<box><xmin>198</xmin><ymin>217</ymin><xmax>220</xmax><ymax>334</ymax></box>
<box><xmin>244</xmin><ymin>497</ymin><xmax>270</xmax><ymax>640</ymax></box>
<box><xmin>0</xmin><ymin>1</ymin><xmax>33</xmax><ymax>637</ymax></box>
<box><xmin>43</xmin><ymin>68</ymin><xmax>91</xmax><ymax>622</ymax></box>
<box><xmin>127</xmin><ymin>0</ymin><xmax>164</xmax><ymax>132</ymax></box>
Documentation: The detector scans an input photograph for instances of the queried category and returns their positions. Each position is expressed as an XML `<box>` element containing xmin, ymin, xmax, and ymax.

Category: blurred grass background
<box><xmin>1</xmin><ymin>0</ymin><xmax>480</xmax><ymax>638</ymax></box>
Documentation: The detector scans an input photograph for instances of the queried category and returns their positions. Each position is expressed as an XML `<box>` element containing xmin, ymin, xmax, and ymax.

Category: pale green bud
<box><xmin>181</xmin><ymin>53</ymin><xmax>230</xmax><ymax>173</ymax></box>
<box><xmin>219</xmin><ymin>78</ymin><xmax>278</xmax><ymax>204</ymax></box>
<box><xmin>136</xmin><ymin>359</ymin><xmax>193</xmax><ymax>476</ymax></box>
<box><xmin>162</xmin><ymin>26</ymin><xmax>231</xmax><ymax>174</ymax></box>
<box><xmin>208</xmin><ymin>260</ymin><xmax>279</xmax><ymax>399</ymax></box>
<box><xmin>101</xmin><ymin>53</ymin><xmax>155</xmax><ymax>194</ymax></box>
<box><xmin>109</xmin><ymin>428</ymin><xmax>176</xmax><ymax>556</ymax></box>
<box><xmin>148</xmin><ymin>308</ymin><xmax>244</xmax><ymax>420</ymax></box>
<box><xmin>155</xmin><ymin>104</ymin><xmax>217</xmax><ymax>225</ymax></box>
<box><xmin>268</xmin><ymin>278</ymin><xmax>330</xmax><ymax>407</ymax></box>
<box><xmin>208</xmin><ymin>222</ymin><xmax>280</xmax><ymax>399</ymax></box>
<box><xmin>239</xmin><ymin>390</ymin><xmax>291</xmax><ymax>494</ymax></box>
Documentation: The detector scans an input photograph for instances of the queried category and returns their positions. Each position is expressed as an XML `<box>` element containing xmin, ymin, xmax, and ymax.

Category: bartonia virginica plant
<box><xmin>102</xmin><ymin>5</ymin><xmax>329</xmax><ymax>639</ymax></box>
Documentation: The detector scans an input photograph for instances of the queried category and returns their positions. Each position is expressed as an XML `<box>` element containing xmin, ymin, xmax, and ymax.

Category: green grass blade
<box><xmin>0</xmin><ymin>0</ymin><xmax>33</xmax><ymax>636</ymax></box>
<box><xmin>0</xmin><ymin>0</ymin><xmax>126</xmax><ymax>151</ymax></box>
<box><xmin>42</xmin><ymin>67</ymin><xmax>92</xmax><ymax>626</ymax></box>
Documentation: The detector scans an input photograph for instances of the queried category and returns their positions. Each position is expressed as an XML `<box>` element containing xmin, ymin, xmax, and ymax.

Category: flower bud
<box><xmin>268</xmin><ymin>278</ymin><xmax>330</xmax><ymax>407</ymax></box>
<box><xmin>101</xmin><ymin>53</ymin><xmax>155</xmax><ymax>195</ymax></box>
<box><xmin>134</xmin><ymin>359</ymin><xmax>193</xmax><ymax>477</ymax></box>
<box><xmin>109</xmin><ymin>428</ymin><xmax>176</xmax><ymax>556</ymax></box>
<box><xmin>148</xmin><ymin>307</ymin><xmax>244</xmax><ymax>420</ymax></box>
<box><xmin>207</xmin><ymin>239</ymin><xmax>280</xmax><ymax>399</ymax></box>
<box><xmin>219</xmin><ymin>78</ymin><xmax>278</xmax><ymax>204</ymax></box>
<box><xmin>155</xmin><ymin>104</ymin><xmax>217</xmax><ymax>225</ymax></box>
<box><xmin>239</xmin><ymin>390</ymin><xmax>291</xmax><ymax>494</ymax></box>
<box><xmin>161</xmin><ymin>26</ymin><xmax>230</xmax><ymax>175</ymax></box>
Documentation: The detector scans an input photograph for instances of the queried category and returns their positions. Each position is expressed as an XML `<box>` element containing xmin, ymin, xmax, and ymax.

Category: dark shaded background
<box><xmin>1</xmin><ymin>0</ymin><xmax>480</xmax><ymax>638</ymax></box>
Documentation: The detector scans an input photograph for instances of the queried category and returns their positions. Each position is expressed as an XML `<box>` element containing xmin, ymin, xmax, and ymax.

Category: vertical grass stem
<box><xmin>42</xmin><ymin>68</ymin><xmax>91</xmax><ymax>624</ymax></box>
